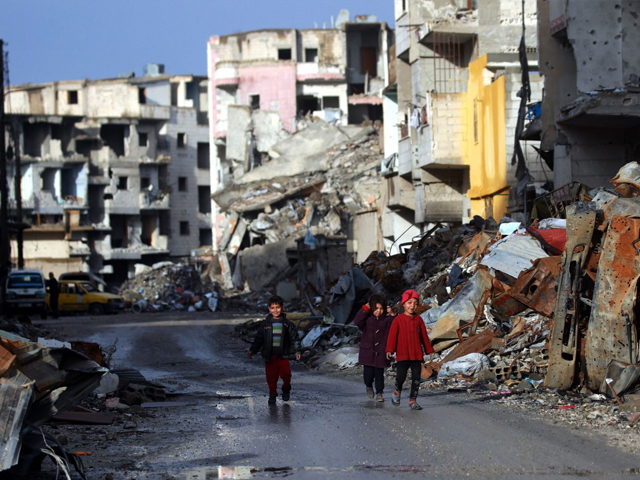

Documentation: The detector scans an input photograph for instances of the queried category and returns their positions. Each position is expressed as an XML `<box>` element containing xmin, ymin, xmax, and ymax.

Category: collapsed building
<box><xmin>3</xmin><ymin>66</ymin><xmax>212</xmax><ymax>289</ymax></box>
<box><xmin>379</xmin><ymin>0</ymin><xmax>548</xmax><ymax>253</ymax></box>
<box><xmin>207</xmin><ymin>11</ymin><xmax>393</xmax><ymax>246</ymax></box>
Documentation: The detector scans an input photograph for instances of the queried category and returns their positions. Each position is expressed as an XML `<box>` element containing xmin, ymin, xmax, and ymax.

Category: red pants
<box><xmin>265</xmin><ymin>355</ymin><xmax>292</xmax><ymax>395</ymax></box>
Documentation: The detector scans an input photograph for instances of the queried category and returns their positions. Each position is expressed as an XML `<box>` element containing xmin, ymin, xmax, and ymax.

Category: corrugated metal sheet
<box><xmin>0</xmin><ymin>371</ymin><xmax>35</xmax><ymax>471</ymax></box>
<box><xmin>480</xmin><ymin>233</ymin><xmax>549</xmax><ymax>279</ymax></box>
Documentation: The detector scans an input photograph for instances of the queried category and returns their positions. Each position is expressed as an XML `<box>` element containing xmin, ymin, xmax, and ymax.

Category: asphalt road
<box><xmin>39</xmin><ymin>311</ymin><xmax>640</xmax><ymax>480</ymax></box>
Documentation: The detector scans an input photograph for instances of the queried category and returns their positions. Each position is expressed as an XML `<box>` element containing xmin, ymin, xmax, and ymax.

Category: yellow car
<box><xmin>48</xmin><ymin>280</ymin><xmax>126</xmax><ymax>315</ymax></box>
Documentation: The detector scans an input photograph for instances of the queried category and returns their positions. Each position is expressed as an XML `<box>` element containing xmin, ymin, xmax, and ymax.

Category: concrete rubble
<box><xmin>119</xmin><ymin>261</ymin><xmax>220</xmax><ymax>313</ymax></box>
<box><xmin>0</xmin><ymin>320</ymin><xmax>174</xmax><ymax>477</ymax></box>
<box><xmin>236</xmin><ymin>162</ymin><xmax>640</xmax><ymax>426</ymax></box>
<box><xmin>208</xmin><ymin>120</ymin><xmax>384</xmax><ymax>302</ymax></box>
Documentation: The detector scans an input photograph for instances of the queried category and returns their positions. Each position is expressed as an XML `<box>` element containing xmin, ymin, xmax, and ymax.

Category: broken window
<box><xmin>100</xmin><ymin>124</ymin><xmax>126</xmax><ymax>157</ymax></box>
<box><xmin>305</xmin><ymin>48</ymin><xmax>318</xmax><ymax>62</ymax></box>
<box><xmin>139</xmin><ymin>132</ymin><xmax>148</xmax><ymax>147</ymax></box>
<box><xmin>178</xmin><ymin>177</ymin><xmax>187</xmax><ymax>192</ymax></box>
<box><xmin>117</xmin><ymin>176</ymin><xmax>128</xmax><ymax>190</ymax></box>
<box><xmin>67</xmin><ymin>90</ymin><xmax>78</xmax><ymax>105</ymax></box>
<box><xmin>197</xmin><ymin>142</ymin><xmax>210</xmax><ymax>169</ymax></box>
<box><xmin>41</xmin><ymin>168</ymin><xmax>57</xmax><ymax>192</ymax></box>
<box><xmin>198</xmin><ymin>186</ymin><xmax>211</xmax><ymax>214</ymax></box>
<box><xmin>180</xmin><ymin>221</ymin><xmax>190</xmax><ymax>236</ymax></box>
<box><xmin>249</xmin><ymin>94</ymin><xmax>260</xmax><ymax>110</ymax></box>
<box><xmin>323</xmin><ymin>96</ymin><xmax>340</xmax><ymax>109</ymax></box>
<box><xmin>278</xmin><ymin>48</ymin><xmax>292</xmax><ymax>60</ymax></box>
<box><xmin>177</xmin><ymin>132</ymin><xmax>186</xmax><ymax>148</ymax></box>
<box><xmin>138</xmin><ymin>87</ymin><xmax>146</xmax><ymax>104</ymax></box>
<box><xmin>140</xmin><ymin>177</ymin><xmax>151</xmax><ymax>189</ymax></box>
<box><xmin>298</xmin><ymin>96</ymin><xmax>320</xmax><ymax>116</ymax></box>
<box><xmin>199</xmin><ymin>228</ymin><xmax>213</xmax><ymax>247</ymax></box>
<box><xmin>23</xmin><ymin>122</ymin><xmax>48</xmax><ymax>157</ymax></box>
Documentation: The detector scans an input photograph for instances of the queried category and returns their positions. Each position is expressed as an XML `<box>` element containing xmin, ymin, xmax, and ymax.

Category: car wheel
<box><xmin>89</xmin><ymin>303</ymin><xmax>105</xmax><ymax>316</ymax></box>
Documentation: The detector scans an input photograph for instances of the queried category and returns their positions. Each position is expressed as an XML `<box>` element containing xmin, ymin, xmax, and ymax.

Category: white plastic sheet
<box><xmin>437</xmin><ymin>353</ymin><xmax>491</xmax><ymax>379</ymax></box>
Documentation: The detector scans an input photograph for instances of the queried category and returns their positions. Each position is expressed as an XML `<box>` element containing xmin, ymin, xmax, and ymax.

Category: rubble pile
<box><xmin>0</xmin><ymin>330</ymin><xmax>173</xmax><ymax>477</ymax></box>
<box><xmin>209</xmin><ymin>121</ymin><xmax>384</xmax><ymax>297</ymax></box>
<box><xmin>119</xmin><ymin>261</ymin><xmax>220</xmax><ymax>313</ymax></box>
<box><xmin>238</xmin><ymin>162</ymin><xmax>640</xmax><ymax>408</ymax></box>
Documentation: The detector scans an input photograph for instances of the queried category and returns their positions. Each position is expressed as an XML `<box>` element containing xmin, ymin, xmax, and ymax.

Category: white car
<box><xmin>5</xmin><ymin>270</ymin><xmax>48</xmax><ymax>319</ymax></box>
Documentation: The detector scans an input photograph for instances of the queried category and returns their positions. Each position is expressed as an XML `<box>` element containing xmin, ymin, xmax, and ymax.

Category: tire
<box><xmin>89</xmin><ymin>303</ymin><xmax>105</xmax><ymax>316</ymax></box>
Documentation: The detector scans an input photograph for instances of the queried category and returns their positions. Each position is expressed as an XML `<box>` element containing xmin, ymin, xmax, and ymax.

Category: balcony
<box><xmin>139</xmin><ymin>104</ymin><xmax>171</xmax><ymax>120</ymax></box>
<box><xmin>215</xmin><ymin>62</ymin><xmax>240</xmax><ymax>87</ymax></box>
<box><xmin>383</xmin><ymin>175</ymin><xmax>415</xmax><ymax>211</ymax></box>
<box><xmin>139</xmin><ymin>191</ymin><xmax>170</xmax><ymax>210</ymax></box>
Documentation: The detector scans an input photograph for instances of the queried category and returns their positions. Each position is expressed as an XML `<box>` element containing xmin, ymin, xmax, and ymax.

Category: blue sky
<box><xmin>1</xmin><ymin>0</ymin><xmax>395</xmax><ymax>85</ymax></box>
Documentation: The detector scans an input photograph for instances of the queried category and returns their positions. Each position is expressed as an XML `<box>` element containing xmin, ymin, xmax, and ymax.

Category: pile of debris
<box><xmin>1</xmin><ymin>330</ymin><xmax>174</xmax><ymax>478</ymax></box>
<box><xmin>208</xmin><ymin>121</ymin><xmax>384</xmax><ymax>296</ymax></box>
<box><xmin>240</xmin><ymin>162</ymin><xmax>640</xmax><ymax>405</ymax></box>
<box><xmin>119</xmin><ymin>261</ymin><xmax>220</xmax><ymax>313</ymax></box>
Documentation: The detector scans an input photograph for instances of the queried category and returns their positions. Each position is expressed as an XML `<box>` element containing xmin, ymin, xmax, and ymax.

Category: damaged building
<box><xmin>536</xmin><ymin>0</ymin><xmax>640</xmax><ymax>186</ymax></box>
<box><xmin>379</xmin><ymin>0</ymin><xmax>549</xmax><ymax>253</ymax></box>
<box><xmin>207</xmin><ymin>11</ymin><xmax>393</xmax><ymax>246</ymax></box>
<box><xmin>3</xmin><ymin>65</ymin><xmax>211</xmax><ymax>288</ymax></box>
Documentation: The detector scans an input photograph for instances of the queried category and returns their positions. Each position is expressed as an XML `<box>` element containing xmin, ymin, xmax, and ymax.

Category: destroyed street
<box><xmin>4</xmin><ymin>1</ymin><xmax>640</xmax><ymax>479</ymax></box>
<box><xmin>19</xmin><ymin>311</ymin><xmax>640</xmax><ymax>479</ymax></box>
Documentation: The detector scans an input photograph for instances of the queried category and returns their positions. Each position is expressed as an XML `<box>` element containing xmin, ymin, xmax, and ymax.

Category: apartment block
<box><xmin>3</xmin><ymin>66</ymin><xmax>210</xmax><ymax>289</ymax></box>
<box><xmin>381</xmin><ymin>0</ymin><xmax>547</xmax><ymax>251</ymax></box>
<box><xmin>537</xmin><ymin>0</ymin><xmax>640</xmax><ymax>187</ymax></box>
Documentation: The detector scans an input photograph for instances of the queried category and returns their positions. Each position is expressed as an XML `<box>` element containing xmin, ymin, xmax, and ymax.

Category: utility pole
<box><xmin>0</xmin><ymin>40</ymin><xmax>10</xmax><ymax>283</ymax></box>
<box><xmin>11</xmin><ymin>121</ymin><xmax>23</xmax><ymax>269</ymax></box>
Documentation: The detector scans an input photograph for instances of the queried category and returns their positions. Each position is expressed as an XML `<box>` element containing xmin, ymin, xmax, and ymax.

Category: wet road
<box><xmin>45</xmin><ymin>311</ymin><xmax>640</xmax><ymax>480</ymax></box>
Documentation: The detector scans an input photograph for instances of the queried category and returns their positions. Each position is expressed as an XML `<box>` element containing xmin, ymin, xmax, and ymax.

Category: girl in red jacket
<box><xmin>353</xmin><ymin>294</ymin><xmax>395</xmax><ymax>402</ymax></box>
<box><xmin>386</xmin><ymin>289</ymin><xmax>434</xmax><ymax>410</ymax></box>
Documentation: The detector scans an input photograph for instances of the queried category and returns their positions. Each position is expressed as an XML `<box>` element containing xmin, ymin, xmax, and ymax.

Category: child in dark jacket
<box><xmin>353</xmin><ymin>294</ymin><xmax>395</xmax><ymax>402</ymax></box>
<box><xmin>248</xmin><ymin>296</ymin><xmax>301</xmax><ymax>405</ymax></box>
<box><xmin>386</xmin><ymin>289</ymin><xmax>434</xmax><ymax>410</ymax></box>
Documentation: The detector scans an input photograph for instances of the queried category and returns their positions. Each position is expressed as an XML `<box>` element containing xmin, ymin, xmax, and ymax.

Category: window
<box><xmin>141</xmin><ymin>177</ymin><xmax>151</xmax><ymax>189</ymax></box>
<box><xmin>117</xmin><ymin>176</ymin><xmax>128</xmax><ymax>190</ymax></box>
<box><xmin>323</xmin><ymin>96</ymin><xmax>340</xmax><ymax>109</ymax></box>
<box><xmin>139</xmin><ymin>132</ymin><xmax>148</xmax><ymax>147</ymax></box>
<box><xmin>199</xmin><ymin>228</ymin><xmax>213</xmax><ymax>247</ymax></box>
<box><xmin>278</xmin><ymin>48</ymin><xmax>292</xmax><ymax>60</ymax></box>
<box><xmin>67</xmin><ymin>90</ymin><xmax>78</xmax><ymax>105</ymax></box>
<box><xmin>197</xmin><ymin>142</ymin><xmax>210</xmax><ymax>169</ymax></box>
<box><xmin>180</xmin><ymin>221</ymin><xmax>190</xmax><ymax>236</ymax></box>
<box><xmin>178</xmin><ymin>177</ymin><xmax>187</xmax><ymax>192</ymax></box>
<box><xmin>177</xmin><ymin>132</ymin><xmax>186</xmax><ymax>148</ymax></box>
<box><xmin>198</xmin><ymin>186</ymin><xmax>211</xmax><ymax>213</ymax></box>
<box><xmin>249</xmin><ymin>94</ymin><xmax>260</xmax><ymax>110</ymax></box>
<box><xmin>138</xmin><ymin>87</ymin><xmax>146</xmax><ymax>104</ymax></box>
<box><xmin>305</xmin><ymin>48</ymin><xmax>318</xmax><ymax>63</ymax></box>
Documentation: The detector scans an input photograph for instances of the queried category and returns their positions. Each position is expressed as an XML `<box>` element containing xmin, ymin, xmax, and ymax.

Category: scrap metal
<box><xmin>546</xmin><ymin>202</ymin><xmax>596</xmax><ymax>390</ymax></box>
<box><xmin>584</xmin><ymin>215</ymin><xmax>640</xmax><ymax>391</ymax></box>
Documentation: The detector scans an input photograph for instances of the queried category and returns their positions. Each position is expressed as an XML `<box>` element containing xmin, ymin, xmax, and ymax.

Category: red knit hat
<box><xmin>401</xmin><ymin>289</ymin><xmax>419</xmax><ymax>305</ymax></box>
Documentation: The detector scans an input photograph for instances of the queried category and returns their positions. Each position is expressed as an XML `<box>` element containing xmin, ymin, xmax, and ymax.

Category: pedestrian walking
<box><xmin>353</xmin><ymin>294</ymin><xmax>395</xmax><ymax>402</ymax></box>
<box><xmin>248</xmin><ymin>295</ymin><xmax>301</xmax><ymax>405</ymax></box>
<box><xmin>47</xmin><ymin>272</ymin><xmax>59</xmax><ymax>318</ymax></box>
<box><xmin>386</xmin><ymin>289</ymin><xmax>434</xmax><ymax>410</ymax></box>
